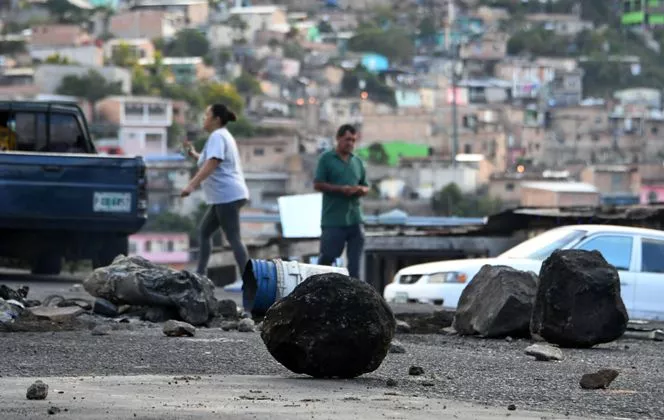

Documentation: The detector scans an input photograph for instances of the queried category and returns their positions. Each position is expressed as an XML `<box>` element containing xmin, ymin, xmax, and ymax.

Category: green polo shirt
<box><xmin>314</xmin><ymin>150</ymin><xmax>368</xmax><ymax>227</ymax></box>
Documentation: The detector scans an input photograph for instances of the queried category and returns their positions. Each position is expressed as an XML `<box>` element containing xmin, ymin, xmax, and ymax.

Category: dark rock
<box><xmin>389</xmin><ymin>340</ymin><xmax>406</xmax><ymax>354</ymax></box>
<box><xmin>261</xmin><ymin>273</ymin><xmax>395</xmax><ymax>379</ymax></box>
<box><xmin>48</xmin><ymin>406</ymin><xmax>61</xmax><ymax>415</ymax></box>
<box><xmin>163</xmin><ymin>320</ymin><xmax>196</xmax><ymax>337</ymax></box>
<box><xmin>531</xmin><ymin>250</ymin><xmax>629</xmax><ymax>348</ymax></box>
<box><xmin>143</xmin><ymin>306</ymin><xmax>179</xmax><ymax>323</ymax></box>
<box><xmin>217</xmin><ymin>300</ymin><xmax>238</xmax><ymax>318</ymax></box>
<box><xmin>409</xmin><ymin>366</ymin><xmax>424</xmax><ymax>376</ymax></box>
<box><xmin>93</xmin><ymin>298</ymin><xmax>118</xmax><ymax>317</ymax></box>
<box><xmin>508</xmin><ymin>404</ymin><xmax>516</xmax><ymax>411</ymax></box>
<box><xmin>453</xmin><ymin>265</ymin><xmax>538</xmax><ymax>338</ymax></box>
<box><xmin>27</xmin><ymin>380</ymin><xmax>48</xmax><ymax>400</ymax></box>
<box><xmin>0</xmin><ymin>285</ymin><xmax>29</xmax><ymax>302</ymax></box>
<box><xmin>386</xmin><ymin>378</ymin><xmax>397</xmax><ymax>387</ymax></box>
<box><xmin>580</xmin><ymin>369</ymin><xmax>619</xmax><ymax>389</ymax></box>
<box><xmin>84</xmin><ymin>255</ymin><xmax>218</xmax><ymax>326</ymax></box>
<box><xmin>238</xmin><ymin>318</ymin><xmax>256</xmax><ymax>332</ymax></box>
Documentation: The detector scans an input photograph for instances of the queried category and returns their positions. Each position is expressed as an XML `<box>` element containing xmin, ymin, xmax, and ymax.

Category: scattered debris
<box><xmin>395</xmin><ymin>320</ymin><xmax>411</xmax><ymax>333</ymax></box>
<box><xmin>508</xmin><ymin>404</ymin><xmax>517</xmax><ymax>411</ymax></box>
<box><xmin>92</xmin><ymin>298</ymin><xmax>118</xmax><ymax>317</ymax></box>
<box><xmin>217</xmin><ymin>300</ymin><xmax>239</xmax><ymax>318</ymax></box>
<box><xmin>440</xmin><ymin>326</ymin><xmax>457</xmax><ymax>336</ymax></box>
<box><xmin>532</xmin><ymin>250</ymin><xmax>628</xmax><ymax>348</ymax></box>
<box><xmin>91</xmin><ymin>324</ymin><xmax>112</xmax><ymax>336</ymax></box>
<box><xmin>409</xmin><ymin>366</ymin><xmax>424</xmax><ymax>376</ymax></box>
<box><xmin>237</xmin><ymin>318</ymin><xmax>256</xmax><ymax>332</ymax></box>
<box><xmin>29</xmin><ymin>306</ymin><xmax>84</xmax><ymax>322</ymax></box>
<box><xmin>0</xmin><ymin>298</ymin><xmax>24</xmax><ymax>325</ymax></box>
<box><xmin>163</xmin><ymin>320</ymin><xmax>196</xmax><ymax>337</ymax></box>
<box><xmin>26</xmin><ymin>380</ymin><xmax>48</xmax><ymax>400</ymax></box>
<box><xmin>261</xmin><ymin>273</ymin><xmax>395</xmax><ymax>379</ymax></box>
<box><xmin>453</xmin><ymin>265</ymin><xmax>537</xmax><ymax>338</ymax></box>
<box><xmin>143</xmin><ymin>306</ymin><xmax>179</xmax><ymax>323</ymax></box>
<box><xmin>220</xmin><ymin>321</ymin><xmax>239</xmax><ymax>331</ymax></box>
<box><xmin>623</xmin><ymin>329</ymin><xmax>664</xmax><ymax>342</ymax></box>
<box><xmin>524</xmin><ymin>344</ymin><xmax>564</xmax><ymax>361</ymax></box>
<box><xmin>395</xmin><ymin>310</ymin><xmax>454</xmax><ymax>334</ymax></box>
<box><xmin>84</xmin><ymin>255</ymin><xmax>218</xmax><ymax>326</ymax></box>
<box><xmin>47</xmin><ymin>406</ymin><xmax>61</xmax><ymax>415</ymax></box>
<box><xmin>389</xmin><ymin>340</ymin><xmax>406</xmax><ymax>354</ymax></box>
<box><xmin>386</xmin><ymin>378</ymin><xmax>397</xmax><ymax>387</ymax></box>
<box><xmin>580</xmin><ymin>369</ymin><xmax>620</xmax><ymax>390</ymax></box>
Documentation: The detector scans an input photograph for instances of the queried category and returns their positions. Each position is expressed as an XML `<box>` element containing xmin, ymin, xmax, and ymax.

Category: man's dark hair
<box><xmin>336</xmin><ymin>124</ymin><xmax>357</xmax><ymax>138</ymax></box>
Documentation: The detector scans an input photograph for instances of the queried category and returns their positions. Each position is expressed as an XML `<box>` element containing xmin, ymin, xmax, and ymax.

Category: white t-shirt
<box><xmin>197</xmin><ymin>127</ymin><xmax>250</xmax><ymax>205</ymax></box>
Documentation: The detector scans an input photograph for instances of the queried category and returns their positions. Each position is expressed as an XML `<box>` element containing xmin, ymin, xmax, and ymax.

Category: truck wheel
<box><xmin>31</xmin><ymin>254</ymin><xmax>63</xmax><ymax>276</ymax></box>
<box><xmin>93</xmin><ymin>235</ymin><xmax>129</xmax><ymax>269</ymax></box>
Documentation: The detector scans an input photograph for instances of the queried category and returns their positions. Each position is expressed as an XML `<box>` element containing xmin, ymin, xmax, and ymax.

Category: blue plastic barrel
<box><xmin>242</xmin><ymin>259</ymin><xmax>278</xmax><ymax>315</ymax></box>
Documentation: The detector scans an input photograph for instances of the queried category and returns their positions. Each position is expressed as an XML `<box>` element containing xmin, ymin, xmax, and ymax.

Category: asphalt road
<box><xmin>2</xmin><ymin>270</ymin><xmax>664</xmax><ymax>419</ymax></box>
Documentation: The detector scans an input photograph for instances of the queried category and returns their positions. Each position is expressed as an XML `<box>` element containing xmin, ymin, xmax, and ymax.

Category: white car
<box><xmin>383</xmin><ymin>224</ymin><xmax>664</xmax><ymax>320</ymax></box>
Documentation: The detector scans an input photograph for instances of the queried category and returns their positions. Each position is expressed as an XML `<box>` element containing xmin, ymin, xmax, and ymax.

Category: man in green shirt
<box><xmin>313</xmin><ymin>124</ymin><xmax>369</xmax><ymax>279</ymax></box>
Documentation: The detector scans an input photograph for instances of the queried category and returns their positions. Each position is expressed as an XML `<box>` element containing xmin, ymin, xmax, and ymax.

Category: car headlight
<box><xmin>427</xmin><ymin>272</ymin><xmax>468</xmax><ymax>284</ymax></box>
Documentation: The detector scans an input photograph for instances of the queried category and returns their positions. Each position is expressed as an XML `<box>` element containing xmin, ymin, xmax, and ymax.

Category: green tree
<box><xmin>431</xmin><ymin>183</ymin><xmax>503</xmax><ymax>217</ymax></box>
<box><xmin>233</xmin><ymin>71</ymin><xmax>262</xmax><ymax>95</ymax></box>
<box><xmin>347</xmin><ymin>27</ymin><xmax>415</xmax><ymax>63</ymax></box>
<box><xmin>198</xmin><ymin>82</ymin><xmax>244</xmax><ymax>115</ymax></box>
<box><xmin>283</xmin><ymin>41</ymin><xmax>305</xmax><ymax>60</ymax></box>
<box><xmin>44</xmin><ymin>53</ymin><xmax>72</xmax><ymax>64</ymax></box>
<box><xmin>110</xmin><ymin>42</ymin><xmax>138</xmax><ymax>67</ymax></box>
<box><xmin>367</xmin><ymin>143</ymin><xmax>389</xmax><ymax>165</ymax></box>
<box><xmin>341</xmin><ymin>66</ymin><xmax>396</xmax><ymax>107</ymax></box>
<box><xmin>165</xmin><ymin>29</ymin><xmax>210</xmax><ymax>57</ymax></box>
<box><xmin>418</xmin><ymin>16</ymin><xmax>437</xmax><ymax>38</ymax></box>
<box><xmin>56</xmin><ymin>70</ymin><xmax>123</xmax><ymax>118</ymax></box>
<box><xmin>318</xmin><ymin>20</ymin><xmax>334</xmax><ymax>33</ymax></box>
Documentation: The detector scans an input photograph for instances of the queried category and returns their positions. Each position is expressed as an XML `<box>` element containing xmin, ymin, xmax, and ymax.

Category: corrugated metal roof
<box><xmin>239</xmin><ymin>213</ymin><xmax>486</xmax><ymax>227</ymax></box>
<box><xmin>521</xmin><ymin>181</ymin><xmax>598</xmax><ymax>193</ymax></box>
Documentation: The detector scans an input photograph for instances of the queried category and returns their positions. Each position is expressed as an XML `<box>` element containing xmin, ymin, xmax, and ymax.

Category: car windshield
<box><xmin>498</xmin><ymin>228</ymin><xmax>587</xmax><ymax>261</ymax></box>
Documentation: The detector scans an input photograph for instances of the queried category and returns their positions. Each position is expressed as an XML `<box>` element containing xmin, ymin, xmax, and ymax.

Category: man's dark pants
<box><xmin>318</xmin><ymin>224</ymin><xmax>364</xmax><ymax>279</ymax></box>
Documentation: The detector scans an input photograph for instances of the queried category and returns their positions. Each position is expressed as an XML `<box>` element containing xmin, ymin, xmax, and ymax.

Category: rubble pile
<box><xmin>83</xmin><ymin>255</ymin><xmax>218</xmax><ymax>326</ymax></box>
<box><xmin>261</xmin><ymin>272</ymin><xmax>396</xmax><ymax>379</ymax></box>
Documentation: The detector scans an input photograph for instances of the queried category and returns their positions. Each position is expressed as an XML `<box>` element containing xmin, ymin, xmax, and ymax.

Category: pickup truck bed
<box><xmin>0</xmin><ymin>101</ymin><xmax>148</xmax><ymax>275</ymax></box>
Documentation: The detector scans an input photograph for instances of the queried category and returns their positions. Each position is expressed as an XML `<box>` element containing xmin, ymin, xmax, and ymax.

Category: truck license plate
<box><xmin>93</xmin><ymin>192</ymin><xmax>132</xmax><ymax>213</ymax></box>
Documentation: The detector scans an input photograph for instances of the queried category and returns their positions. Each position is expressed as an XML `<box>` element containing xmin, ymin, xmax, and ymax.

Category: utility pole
<box><xmin>449</xmin><ymin>0</ymin><xmax>459</xmax><ymax>167</ymax></box>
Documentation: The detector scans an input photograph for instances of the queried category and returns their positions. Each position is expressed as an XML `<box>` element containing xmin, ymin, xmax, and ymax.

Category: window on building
<box><xmin>254</xmin><ymin>148</ymin><xmax>265</xmax><ymax>156</ymax></box>
<box><xmin>125</xmin><ymin>103</ymin><xmax>144</xmax><ymax>116</ymax></box>
<box><xmin>576</xmin><ymin>235</ymin><xmax>633</xmax><ymax>271</ymax></box>
<box><xmin>641</xmin><ymin>239</ymin><xmax>664</xmax><ymax>273</ymax></box>
<box><xmin>275</xmin><ymin>147</ymin><xmax>283</xmax><ymax>153</ymax></box>
<box><xmin>49</xmin><ymin>113</ymin><xmax>86</xmax><ymax>153</ymax></box>
<box><xmin>167</xmin><ymin>240</ymin><xmax>174</xmax><ymax>252</ymax></box>
<box><xmin>129</xmin><ymin>242</ymin><xmax>138</xmax><ymax>254</ymax></box>
<box><xmin>505</xmin><ymin>183</ymin><xmax>515</xmax><ymax>192</ymax></box>
<box><xmin>464</xmin><ymin>144</ymin><xmax>472</xmax><ymax>153</ymax></box>
<box><xmin>148</xmin><ymin>104</ymin><xmax>166</xmax><ymax>116</ymax></box>
<box><xmin>145</xmin><ymin>240</ymin><xmax>152</xmax><ymax>252</ymax></box>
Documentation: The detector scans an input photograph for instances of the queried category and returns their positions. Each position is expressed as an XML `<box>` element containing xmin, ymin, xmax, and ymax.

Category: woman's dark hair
<box><xmin>210</xmin><ymin>103</ymin><xmax>237</xmax><ymax>126</ymax></box>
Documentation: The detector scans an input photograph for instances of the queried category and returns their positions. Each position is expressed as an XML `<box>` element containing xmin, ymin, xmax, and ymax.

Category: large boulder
<box><xmin>83</xmin><ymin>255</ymin><xmax>217</xmax><ymax>326</ymax></box>
<box><xmin>261</xmin><ymin>273</ymin><xmax>395</xmax><ymax>379</ymax></box>
<box><xmin>453</xmin><ymin>265</ymin><xmax>538</xmax><ymax>338</ymax></box>
<box><xmin>531</xmin><ymin>250</ymin><xmax>628</xmax><ymax>348</ymax></box>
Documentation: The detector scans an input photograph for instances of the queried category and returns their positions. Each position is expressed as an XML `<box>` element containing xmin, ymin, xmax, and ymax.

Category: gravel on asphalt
<box><xmin>1</xmin><ymin>327</ymin><xmax>662</xmax><ymax>419</ymax></box>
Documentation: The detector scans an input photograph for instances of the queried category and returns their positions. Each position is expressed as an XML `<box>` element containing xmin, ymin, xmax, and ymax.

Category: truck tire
<box><xmin>31</xmin><ymin>254</ymin><xmax>63</xmax><ymax>276</ymax></box>
<box><xmin>93</xmin><ymin>235</ymin><xmax>129</xmax><ymax>269</ymax></box>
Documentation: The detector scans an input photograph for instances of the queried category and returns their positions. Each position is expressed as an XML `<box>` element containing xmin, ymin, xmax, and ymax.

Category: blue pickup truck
<box><xmin>0</xmin><ymin>101</ymin><xmax>148</xmax><ymax>275</ymax></box>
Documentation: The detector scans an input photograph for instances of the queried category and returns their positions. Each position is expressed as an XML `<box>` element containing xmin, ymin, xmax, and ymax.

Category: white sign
<box><xmin>277</xmin><ymin>193</ymin><xmax>322</xmax><ymax>238</ymax></box>
<box><xmin>93</xmin><ymin>192</ymin><xmax>132</xmax><ymax>213</ymax></box>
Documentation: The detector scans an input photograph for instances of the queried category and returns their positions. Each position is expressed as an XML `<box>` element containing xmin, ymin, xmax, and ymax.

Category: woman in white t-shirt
<box><xmin>181</xmin><ymin>103</ymin><xmax>250</xmax><ymax>278</ymax></box>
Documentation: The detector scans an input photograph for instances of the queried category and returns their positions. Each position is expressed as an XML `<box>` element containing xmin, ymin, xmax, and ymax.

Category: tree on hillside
<box><xmin>347</xmin><ymin>27</ymin><xmax>414</xmax><ymax>63</ymax></box>
<box><xmin>431</xmin><ymin>183</ymin><xmax>503</xmax><ymax>217</ymax></box>
<box><xmin>165</xmin><ymin>29</ymin><xmax>210</xmax><ymax>57</ymax></box>
<box><xmin>233</xmin><ymin>71</ymin><xmax>262</xmax><ymax>96</ymax></box>
<box><xmin>56</xmin><ymin>70</ymin><xmax>123</xmax><ymax>118</ymax></box>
